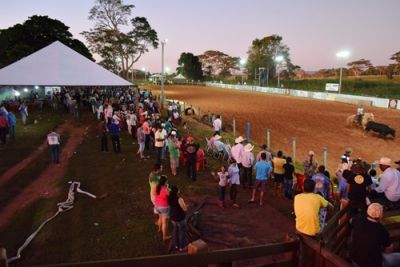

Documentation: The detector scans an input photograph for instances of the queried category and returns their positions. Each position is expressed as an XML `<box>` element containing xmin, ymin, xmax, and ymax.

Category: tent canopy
<box><xmin>173</xmin><ymin>73</ymin><xmax>186</xmax><ymax>80</ymax></box>
<box><xmin>0</xmin><ymin>41</ymin><xmax>132</xmax><ymax>87</ymax></box>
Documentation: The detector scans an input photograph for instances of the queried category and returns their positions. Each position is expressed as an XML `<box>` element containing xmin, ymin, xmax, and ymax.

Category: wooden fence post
<box><xmin>0</xmin><ymin>248</ymin><xmax>8</xmax><ymax>267</ymax></box>
<box><xmin>292</xmin><ymin>137</ymin><xmax>296</xmax><ymax>163</ymax></box>
<box><xmin>267</xmin><ymin>129</ymin><xmax>271</xmax><ymax>150</ymax></box>
<box><xmin>246</xmin><ymin>122</ymin><xmax>251</xmax><ymax>143</ymax></box>
<box><xmin>233</xmin><ymin>118</ymin><xmax>236</xmax><ymax>138</ymax></box>
<box><xmin>323</xmin><ymin>146</ymin><xmax>328</xmax><ymax>167</ymax></box>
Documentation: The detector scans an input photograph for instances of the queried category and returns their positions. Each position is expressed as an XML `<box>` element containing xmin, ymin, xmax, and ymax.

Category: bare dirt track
<box><xmin>149</xmin><ymin>85</ymin><xmax>400</xmax><ymax>171</ymax></box>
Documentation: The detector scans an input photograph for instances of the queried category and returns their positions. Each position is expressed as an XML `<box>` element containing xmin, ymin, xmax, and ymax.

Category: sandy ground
<box><xmin>149</xmin><ymin>85</ymin><xmax>400</xmax><ymax>171</ymax></box>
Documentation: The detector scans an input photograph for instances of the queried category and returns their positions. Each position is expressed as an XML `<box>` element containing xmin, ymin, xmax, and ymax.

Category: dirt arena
<box><xmin>149</xmin><ymin>85</ymin><xmax>400</xmax><ymax>171</ymax></box>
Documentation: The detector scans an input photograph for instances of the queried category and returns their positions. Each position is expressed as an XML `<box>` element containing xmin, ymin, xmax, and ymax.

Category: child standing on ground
<box><xmin>211</xmin><ymin>165</ymin><xmax>229</xmax><ymax>208</ymax></box>
<box><xmin>228</xmin><ymin>160</ymin><xmax>240</xmax><ymax>208</ymax></box>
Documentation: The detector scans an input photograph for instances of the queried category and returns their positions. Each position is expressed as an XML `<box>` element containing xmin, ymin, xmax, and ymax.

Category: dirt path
<box><xmin>0</xmin><ymin>126</ymin><xmax>68</xmax><ymax>187</ymax></box>
<box><xmin>0</xmin><ymin>123</ymin><xmax>87</xmax><ymax>229</ymax></box>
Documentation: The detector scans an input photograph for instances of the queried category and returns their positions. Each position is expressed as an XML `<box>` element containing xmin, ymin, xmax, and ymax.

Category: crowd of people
<box><xmin>3</xmin><ymin>86</ymin><xmax>400</xmax><ymax>263</ymax></box>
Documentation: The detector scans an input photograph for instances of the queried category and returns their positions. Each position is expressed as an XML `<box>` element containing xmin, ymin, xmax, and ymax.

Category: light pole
<box><xmin>258</xmin><ymin>67</ymin><xmax>265</xmax><ymax>86</ymax></box>
<box><xmin>336</xmin><ymin>50</ymin><xmax>350</xmax><ymax>94</ymax></box>
<box><xmin>274</xmin><ymin>55</ymin><xmax>284</xmax><ymax>88</ymax></box>
<box><xmin>240</xmin><ymin>58</ymin><xmax>247</xmax><ymax>84</ymax></box>
<box><xmin>142</xmin><ymin>67</ymin><xmax>147</xmax><ymax>81</ymax></box>
<box><xmin>161</xmin><ymin>39</ymin><xmax>168</xmax><ymax>107</ymax></box>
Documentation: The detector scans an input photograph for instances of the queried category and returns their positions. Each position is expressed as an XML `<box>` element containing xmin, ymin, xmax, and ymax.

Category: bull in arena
<box><xmin>346</xmin><ymin>113</ymin><xmax>374</xmax><ymax>129</ymax></box>
<box><xmin>364</xmin><ymin>121</ymin><xmax>396</xmax><ymax>139</ymax></box>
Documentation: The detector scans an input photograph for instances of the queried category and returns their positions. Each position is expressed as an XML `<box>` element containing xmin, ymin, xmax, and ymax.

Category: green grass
<box><xmin>0</xmin><ymin>108</ymin><xmax>66</xmax><ymax>174</ymax></box>
<box><xmin>0</xmin><ymin>112</ymin><xmax>218</xmax><ymax>265</ymax></box>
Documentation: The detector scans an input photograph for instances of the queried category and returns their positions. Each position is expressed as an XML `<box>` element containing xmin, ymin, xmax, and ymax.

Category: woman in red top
<box><xmin>153</xmin><ymin>175</ymin><xmax>170</xmax><ymax>240</ymax></box>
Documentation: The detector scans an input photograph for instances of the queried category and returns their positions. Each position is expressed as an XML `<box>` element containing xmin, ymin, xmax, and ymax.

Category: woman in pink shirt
<box><xmin>153</xmin><ymin>175</ymin><xmax>170</xmax><ymax>240</ymax></box>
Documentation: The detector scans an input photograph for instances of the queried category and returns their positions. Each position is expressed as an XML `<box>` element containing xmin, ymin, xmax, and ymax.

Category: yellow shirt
<box><xmin>294</xmin><ymin>193</ymin><xmax>328</xmax><ymax>236</ymax></box>
<box><xmin>273</xmin><ymin>157</ymin><xmax>286</xmax><ymax>174</ymax></box>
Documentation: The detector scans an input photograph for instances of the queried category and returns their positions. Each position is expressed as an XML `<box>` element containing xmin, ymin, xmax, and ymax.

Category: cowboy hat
<box><xmin>214</xmin><ymin>135</ymin><xmax>222</xmax><ymax>140</ymax></box>
<box><xmin>308</xmin><ymin>150</ymin><xmax>315</xmax><ymax>156</ymax></box>
<box><xmin>235</xmin><ymin>136</ymin><xmax>245</xmax><ymax>143</ymax></box>
<box><xmin>367</xmin><ymin>203</ymin><xmax>383</xmax><ymax>220</ymax></box>
<box><xmin>379</xmin><ymin>157</ymin><xmax>392</xmax><ymax>166</ymax></box>
<box><xmin>244</xmin><ymin>143</ymin><xmax>254</xmax><ymax>152</ymax></box>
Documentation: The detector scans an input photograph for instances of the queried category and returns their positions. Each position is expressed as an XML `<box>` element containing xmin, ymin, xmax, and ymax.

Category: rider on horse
<box><xmin>356</xmin><ymin>105</ymin><xmax>364</xmax><ymax>126</ymax></box>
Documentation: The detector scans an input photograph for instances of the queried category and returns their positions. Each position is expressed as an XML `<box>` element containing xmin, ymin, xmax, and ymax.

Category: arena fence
<box><xmin>205</xmin><ymin>82</ymin><xmax>400</xmax><ymax>110</ymax></box>
<box><xmin>164</xmin><ymin>97</ymin><xmax>330</xmax><ymax>169</ymax></box>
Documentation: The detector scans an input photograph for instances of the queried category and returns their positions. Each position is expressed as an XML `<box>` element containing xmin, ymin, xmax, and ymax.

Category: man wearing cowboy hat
<box><xmin>213</xmin><ymin>115</ymin><xmax>222</xmax><ymax>135</ymax></box>
<box><xmin>231</xmin><ymin>136</ymin><xmax>245</xmax><ymax>168</ymax></box>
<box><xmin>369</xmin><ymin>157</ymin><xmax>400</xmax><ymax>204</ymax></box>
<box><xmin>241</xmin><ymin>143</ymin><xmax>255</xmax><ymax>189</ymax></box>
<box><xmin>350</xmin><ymin>203</ymin><xmax>400</xmax><ymax>267</ymax></box>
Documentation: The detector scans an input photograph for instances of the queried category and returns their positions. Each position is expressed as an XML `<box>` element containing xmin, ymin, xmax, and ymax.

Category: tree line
<box><xmin>0</xmin><ymin>0</ymin><xmax>399</xmax><ymax>83</ymax></box>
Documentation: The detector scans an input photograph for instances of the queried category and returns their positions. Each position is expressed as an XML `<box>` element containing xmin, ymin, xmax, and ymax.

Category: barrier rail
<box><xmin>206</xmin><ymin>82</ymin><xmax>398</xmax><ymax>110</ymax></box>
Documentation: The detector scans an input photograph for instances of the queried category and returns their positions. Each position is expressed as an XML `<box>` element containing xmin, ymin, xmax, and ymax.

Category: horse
<box><xmin>346</xmin><ymin>113</ymin><xmax>374</xmax><ymax>129</ymax></box>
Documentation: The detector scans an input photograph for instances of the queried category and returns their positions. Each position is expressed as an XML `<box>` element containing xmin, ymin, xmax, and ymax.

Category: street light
<box><xmin>160</xmin><ymin>39</ymin><xmax>168</xmax><ymax>107</ymax></box>
<box><xmin>239</xmin><ymin>58</ymin><xmax>247</xmax><ymax>84</ymax></box>
<box><xmin>336</xmin><ymin>50</ymin><xmax>350</xmax><ymax>94</ymax></box>
<box><xmin>141</xmin><ymin>67</ymin><xmax>147</xmax><ymax>81</ymax></box>
<box><xmin>274</xmin><ymin>55</ymin><xmax>284</xmax><ymax>88</ymax></box>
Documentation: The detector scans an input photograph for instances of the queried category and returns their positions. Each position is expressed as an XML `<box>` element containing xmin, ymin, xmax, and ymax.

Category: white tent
<box><xmin>0</xmin><ymin>41</ymin><xmax>131</xmax><ymax>86</ymax></box>
<box><xmin>173</xmin><ymin>73</ymin><xmax>186</xmax><ymax>80</ymax></box>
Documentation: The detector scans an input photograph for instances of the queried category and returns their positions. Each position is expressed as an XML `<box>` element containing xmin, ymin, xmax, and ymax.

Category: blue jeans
<box><xmin>171</xmin><ymin>220</ymin><xmax>187</xmax><ymax>250</ymax></box>
<box><xmin>50</xmin><ymin>145</ymin><xmax>60</xmax><ymax>163</ymax></box>
<box><xmin>284</xmin><ymin>178</ymin><xmax>293</xmax><ymax>197</ymax></box>
<box><xmin>218</xmin><ymin>185</ymin><xmax>226</xmax><ymax>201</ymax></box>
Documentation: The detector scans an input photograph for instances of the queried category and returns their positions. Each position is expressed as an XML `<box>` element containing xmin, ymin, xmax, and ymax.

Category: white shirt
<box><xmin>217</xmin><ymin>171</ymin><xmax>228</xmax><ymax>187</ymax></box>
<box><xmin>228</xmin><ymin>165</ymin><xmax>240</xmax><ymax>185</ymax></box>
<box><xmin>213</xmin><ymin>118</ymin><xmax>222</xmax><ymax>131</ymax></box>
<box><xmin>357</xmin><ymin>107</ymin><xmax>364</xmax><ymax>115</ymax></box>
<box><xmin>231</xmin><ymin>143</ymin><xmax>244</xmax><ymax>164</ymax></box>
<box><xmin>130</xmin><ymin>113</ymin><xmax>137</xmax><ymax>126</ymax></box>
<box><xmin>375</xmin><ymin>168</ymin><xmax>400</xmax><ymax>202</ymax></box>
<box><xmin>155</xmin><ymin>130</ymin><xmax>166</xmax><ymax>148</ymax></box>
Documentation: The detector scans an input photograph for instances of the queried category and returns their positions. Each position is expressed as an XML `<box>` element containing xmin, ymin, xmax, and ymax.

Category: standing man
<box><xmin>7</xmin><ymin>111</ymin><xmax>16</xmax><ymax>140</ymax></box>
<box><xmin>256</xmin><ymin>144</ymin><xmax>272</xmax><ymax>162</ymax></box>
<box><xmin>0</xmin><ymin>113</ymin><xmax>8</xmax><ymax>145</ymax></box>
<box><xmin>231</xmin><ymin>136</ymin><xmax>245</xmax><ymax>167</ymax></box>
<box><xmin>154</xmin><ymin>124</ymin><xmax>166</xmax><ymax>165</ymax></box>
<box><xmin>241</xmin><ymin>143</ymin><xmax>255</xmax><ymax>189</ymax></box>
<box><xmin>108</xmin><ymin>119</ymin><xmax>121</xmax><ymax>153</ymax></box>
<box><xmin>18</xmin><ymin>101</ymin><xmax>28</xmax><ymax>125</ymax></box>
<box><xmin>249</xmin><ymin>153</ymin><xmax>272</xmax><ymax>206</ymax></box>
<box><xmin>272</xmin><ymin>150</ymin><xmax>286</xmax><ymax>196</ymax></box>
<box><xmin>213</xmin><ymin>115</ymin><xmax>222</xmax><ymax>135</ymax></box>
<box><xmin>294</xmin><ymin>179</ymin><xmax>333</xmax><ymax>237</ymax></box>
<box><xmin>99</xmin><ymin>120</ymin><xmax>108</xmax><ymax>152</ymax></box>
<box><xmin>185</xmin><ymin>137</ymin><xmax>198</xmax><ymax>181</ymax></box>
<box><xmin>47</xmin><ymin>127</ymin><xmax>61</xmax><ymax>164</ymax></box>
<box><xmin>143</xmin><ymin>117</ymin><xmax>151</xmax><ymax>150</ymax></box>
<box><xmin>303</xmin><ymin>150</ymin><xmax>318</xmax><ymax>179</ymax></box>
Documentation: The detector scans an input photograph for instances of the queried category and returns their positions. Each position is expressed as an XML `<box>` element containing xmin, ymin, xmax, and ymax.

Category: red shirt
<box><xmin>153</xmin><ymin>186</ymin><xmax>169</xmax><ymax>207</ymax></box>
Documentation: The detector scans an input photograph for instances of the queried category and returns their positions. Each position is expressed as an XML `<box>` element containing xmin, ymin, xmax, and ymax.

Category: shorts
<box><xmin>254</xmin><ymin>179</ymin><xmax>267</xmax><ymax>192</ymax></box>
<box><xmin>274</xmin><ymin>173</ymin><xmax>284</xmax><ymax>184</ymax></box>
<box><xmin>138</xmin><ymin>142</ymin><xmax>145</xmax><ymax>152</ymax></box>
<box><xmin>154</xmin><ymin>206</ymin><xmax>170</xmax><ymax>218</ymax></box>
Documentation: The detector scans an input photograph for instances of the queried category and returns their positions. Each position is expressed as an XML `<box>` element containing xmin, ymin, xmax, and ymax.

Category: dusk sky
<box><xmin>2</xmin><ymin>0</ymin><xmax>399</xmax><ymax>73</ymax></box>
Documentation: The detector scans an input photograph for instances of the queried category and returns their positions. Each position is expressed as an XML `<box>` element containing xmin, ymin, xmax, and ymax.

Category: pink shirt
<box><xmin>231</xmin><ymin>143</ymin><xmax>244</xmax><ymax>164</ymax></box>
<box><xmin>241</xmin><ymin>151</ymin><xmax>255</xmax><ymax>168</ymax></box>
<box><xmin>143</xmin><ymin>121</ymin><xmax>150</xmax><ymax>135</ymax></box>
<box><xmin>153</xmin><ymin>186</ymin><xmax>169</xmax><ymax>207</ymax></box>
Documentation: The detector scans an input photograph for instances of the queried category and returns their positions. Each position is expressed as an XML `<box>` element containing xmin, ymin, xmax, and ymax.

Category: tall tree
<box><xmin>347</xmin><ymin>59</ymin><xmax>372</xmax><ymax>76</ymax></box>
<box><xmin>198</xmin><ymin>50</ymin><xmax>239</xmax><ymax>78</ymax></box>
<box><xmin>246</xmin><ymin>35</ymin><xmax>296</xmax><ymax>83</ymax></box>
<box><xmin>0</xmin><ymin>15</ymin><xmax>93</xmax><ymax>68</ymax></box>
<box><xmin>177</xmin><ymin>53</ymin><xmax>203</xmax><ymax>81</ymax></box>
<box><xmin>82</xmin><ymin>0</ymin><xmax>158</xmax><ymax>78</ymax></box>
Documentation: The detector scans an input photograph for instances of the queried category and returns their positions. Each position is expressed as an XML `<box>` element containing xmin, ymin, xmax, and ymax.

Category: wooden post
<box><xmin>233</xmin><ymin>118</ymin><xmax>236</xmax><ymax>138</ymax></box>
<box><xmin>323</xmin><ymin>146</ymin><xmax>328</xmax><ymax>167</ymax></box>
<box><xmin>198</xmin><ymin>107</ymin><xmax>201</xmax><ymax>117</ymax></box>
<box><xmin>246</xmin><ymin>122</ymin><xmax>250</xmax><ymax>143</ymax></box>
<box><xmin>292</xmin><ymin>137</ymin><xmax>296</xmax><ymax>163</ymax></box>
<box><xmin>0</xmin><ymin>248</ymin><xmax>8</xmax><ymax>267</ymax></box>
<box><xmin>267</xmin><ymin>129</ymin><xmax>271</xmax><ymax>150</ymax></box>
<box><xmin>208</xmin><ymin>111</ymin><xmax>211</xmax><ymax>124</ymax></box>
